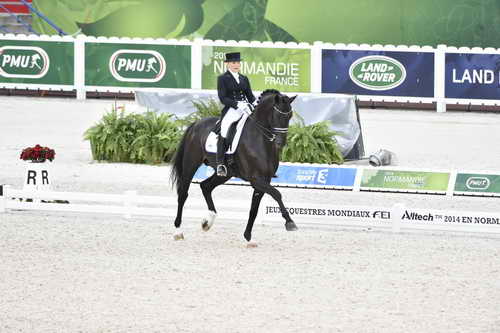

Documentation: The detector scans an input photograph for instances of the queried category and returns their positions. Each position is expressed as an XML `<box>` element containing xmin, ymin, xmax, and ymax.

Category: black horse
<box><xmin>170</xmin><ymin>89</ymin><xmax>297</xmax><ymax>242</ymax></box>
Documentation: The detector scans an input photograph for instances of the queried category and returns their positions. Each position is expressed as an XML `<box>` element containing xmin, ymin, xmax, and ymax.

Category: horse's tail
<box><xmin>169</xmin><ymin>122</ymin><xmax>196</xmax><ymax>192</ymax></box>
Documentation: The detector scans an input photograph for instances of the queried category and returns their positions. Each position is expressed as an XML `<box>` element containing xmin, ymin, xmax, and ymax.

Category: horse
<box><xmin>170</xmin><ymin>89</ymin><xmax>297</xmax><ymax>242</ymax></box>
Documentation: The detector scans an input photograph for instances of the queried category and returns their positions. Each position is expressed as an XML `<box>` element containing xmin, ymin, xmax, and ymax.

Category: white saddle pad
<box><xmin>205</xmin><ymin>113</ymin><xmax>249</xmax><ymax>154</ymax></box>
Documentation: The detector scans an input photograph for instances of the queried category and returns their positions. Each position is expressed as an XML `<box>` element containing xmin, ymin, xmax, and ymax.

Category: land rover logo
<box><xmin>466</xmin><ymin>177</ymin><xmax>490</xmax><ymax>190</ymax></box>
<box><xmin>349</xmin><ymin>55</ymin><xmax>406</xmax><ymax>91</ymax></box>
<box><xmin>0</xmin><ymin>46</ymin><xmax>50</xmax><ymax>79</ymax></box>
<box><xmin>109</xmin><ymin>49</ymin><xmax>166</xmax><ymax>82</ymax></box>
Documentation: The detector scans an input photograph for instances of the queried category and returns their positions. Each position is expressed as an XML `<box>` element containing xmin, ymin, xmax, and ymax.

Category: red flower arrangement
<box><xmin>20</xmin><ymin>144</ymin><xmax>56</xmax><ymax>162</ymax></box>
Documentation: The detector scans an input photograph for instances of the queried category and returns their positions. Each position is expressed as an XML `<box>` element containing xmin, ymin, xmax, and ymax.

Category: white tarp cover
<box><xmin>135</xmin><ymin>91</ymin><xmax>361</xmax><ymax>156</ymax></box>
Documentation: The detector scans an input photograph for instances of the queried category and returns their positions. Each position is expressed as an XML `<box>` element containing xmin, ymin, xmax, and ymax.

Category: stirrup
<box><xmin>216</xmin><ymin>164</ymin><xmax>227</xmax><ymax>177</ymax></box>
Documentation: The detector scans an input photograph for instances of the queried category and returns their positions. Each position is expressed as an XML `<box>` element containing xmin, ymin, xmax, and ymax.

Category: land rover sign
<box><xmin>322</xmin><ymin>50</ymin><xmax>434</xmax><ymax>97</ymax></box>
<box><xmin>349</xmin><ymin>55</ymin><xmax>406</xmax><ymax>90</ymax></box>
<box><xmin>0</xmin><ymin>46</ymin><xmax>49</xmax><ymax>79</ymax></box>
<box><xmin>109</xmin><ymin>49</ymin><xmax>166</xmax><ymax>82</ymax></box>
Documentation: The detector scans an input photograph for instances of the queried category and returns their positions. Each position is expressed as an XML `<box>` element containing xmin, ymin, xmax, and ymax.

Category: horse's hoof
<box><xmin>173</xmin><ymin>233</ymin><xmax>184</xmax><ymax>241</ymax></box>
<box><xmin>201</xmin><ymin>211</ymin><xmax>217</xmax><ymax>231</ymax></box>
<box><xmin>246</xmin><ymin>242</ymin><xmax>258</xmax><ymax>248</ymax></box>
<box><xmin>285</xmin><ymin>221</ymin><xmax>298</xmax><ymax>231</ymax></box>
<box><xmin>244</xmin><ymin>231</ymin><xmax>251</xmax><ymax>242</ymax></box>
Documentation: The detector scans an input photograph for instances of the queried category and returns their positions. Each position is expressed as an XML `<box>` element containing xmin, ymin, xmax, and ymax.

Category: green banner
<box><xmin>0</xmin><ymin>39</ymin><xmax>74</xmax><ymax>86</ymax></box>
<box><xmin>454</xmin><ymin>173</ymin><xmax>500</xmax><ymax>194</ymax></box>
<box><xmin>361</xmin><ymin>170</ymin><xmax>450</xmax><ymax>192</ymax></box>
<box><xmin>202</xmin><ymin>46</ymin><xmax>310</xmax><ymax>92</ymax></box>
<box><xmin>85</xmin><ymin>43</ymin><xmax>190</xmax><ymax>88</ymax></box>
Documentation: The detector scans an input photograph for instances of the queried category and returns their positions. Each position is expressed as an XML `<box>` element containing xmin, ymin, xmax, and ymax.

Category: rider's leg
<box><xmin>216</xmin><ymin>135</ymin><xmax>227</xmax><ymax>176</ymax></box>
<box><xmin>217</xmin><ymin>108</ymin><xmax>244</xmax><ymax>176</ymax></box>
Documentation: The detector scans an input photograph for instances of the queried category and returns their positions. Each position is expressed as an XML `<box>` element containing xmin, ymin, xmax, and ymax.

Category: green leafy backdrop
<box><xmin>32</xmin><ymin>0</ymin><xmax>500</xmax><ymax>48</ymax></box>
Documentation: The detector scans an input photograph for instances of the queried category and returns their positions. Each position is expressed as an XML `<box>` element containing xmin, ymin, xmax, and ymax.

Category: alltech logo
<box><xmin>0</xmin><ymin>46</ymin><xmax>50</xmax><ymax>78</ymax></box>
<box><xmin>109</xmin><ymin>49</ymin><xmax>166</xmax><ymax>82</ymax></box>
<box><xmin>349</xmin><ymin>55</ymin><xmax>406</xmax><ymax>91</ymax></box>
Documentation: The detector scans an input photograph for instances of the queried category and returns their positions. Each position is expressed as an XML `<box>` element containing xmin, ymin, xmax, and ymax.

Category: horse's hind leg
<box><xmin>200</xmin><ymin>174</ymin><xmax>231</xmax><ymax>231</ymax></box>
<box><xmin>243</xmin><ymin>189</ymin><xmax>264</xmax><ymax>242</ymax></box>
<box><xmin>173</xmin><ymin>163</ymin><xmax>201</xmax><ymax>240</ymax></box>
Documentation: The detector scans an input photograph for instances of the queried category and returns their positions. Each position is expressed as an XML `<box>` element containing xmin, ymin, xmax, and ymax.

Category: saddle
<box><xmin>205</xmin><ymin>113</ymin><xmax>249</xmax><ymax>155</ymax></box>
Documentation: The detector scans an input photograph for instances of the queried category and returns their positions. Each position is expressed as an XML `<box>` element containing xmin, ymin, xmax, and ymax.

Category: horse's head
<box><xmin>255</xmin><ymin>89</ymin><xmax>297</xmax><ymax>148</ymax></box>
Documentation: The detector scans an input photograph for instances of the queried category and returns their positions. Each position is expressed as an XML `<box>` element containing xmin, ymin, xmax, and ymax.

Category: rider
<box><xmin>216</xmin><ymin>52</ymin><xmax>257</xmax><ymax>177</ymax></box>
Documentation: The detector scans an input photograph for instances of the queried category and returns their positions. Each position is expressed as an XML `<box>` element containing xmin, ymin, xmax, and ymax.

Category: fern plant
<box><xmin>84</xmin><ymin>108</ymin><xmax>182</xmax><ymax>164</ymax></box>
<box><xmin>84</xmin><ymin>108</ymin><xmax>141</xmax><ymax>162</ymax></box>
<box><xmin>281</xmin><ymin>116</ymin><xmax>344</xmax><ymax>164</ymax></box>
<box><xmin>131</xmin><ymin>112</ymin><xmax>183</xmax><ymax>164</ymax></box>
<box><xmin>181</xmin><ymin>98</ymin><xmax>222</xmax><ymax>126</ymax></box>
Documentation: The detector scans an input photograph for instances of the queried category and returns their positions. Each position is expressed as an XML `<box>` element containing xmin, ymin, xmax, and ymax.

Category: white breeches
<box><xmin>220</xmin><ymin>106</ymin><xmax>245</xmax><ymax>138</ymax></box>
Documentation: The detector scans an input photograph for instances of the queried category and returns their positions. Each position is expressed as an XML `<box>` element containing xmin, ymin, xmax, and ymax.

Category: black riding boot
<box><xmin>216</xmin><ymin>135</ymin><xmax>227</xmax><ymax>177</ymax></box>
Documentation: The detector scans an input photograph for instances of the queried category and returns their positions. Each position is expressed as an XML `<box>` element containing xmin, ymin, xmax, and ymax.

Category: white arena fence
<box><xmin>1</xmin><ymin>186</ymin><xmax>499</xmax><ymax>235</ymax></box>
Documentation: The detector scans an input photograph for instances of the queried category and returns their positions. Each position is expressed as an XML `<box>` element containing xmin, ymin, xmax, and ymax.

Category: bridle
<box><xmin>248</xmin><ymin>100</ymin><xmax>292</xmax><ymax>142</ymax></box>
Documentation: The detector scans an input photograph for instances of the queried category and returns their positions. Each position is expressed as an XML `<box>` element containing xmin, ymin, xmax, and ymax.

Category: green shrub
<box><xmin>84</xmin><ymin>101</ymin><xmax>344</xmax><ymax>166</ymax></box>
<box><xmin>84</xmin><ymin>108</ymin><xmax>182</xmax><ymax>164</ymax></box>
<box><xmin>181</xmin><ymin>98</ymin><xmax>221</xmax><ymax>125</ymax></box>
<box><xmin>84</xmin><ymin>108</ymin><xmax>141</xmax><ymax>162</ymax></box>
<box><xmin>281</xmin><ymin>115</ymin><xmax>344</xmax><ymax>164</ymax></box>
<box><xmin>131</xmin><ymin>112</ymin><xmax>183</xmax><ymax>164</ymax></box>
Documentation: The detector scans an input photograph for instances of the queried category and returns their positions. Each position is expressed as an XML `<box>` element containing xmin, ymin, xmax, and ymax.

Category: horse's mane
<box><xmin>256</xmin><ymin>89</ymin><xmax>281</xmax><ymax>105</ymax></box>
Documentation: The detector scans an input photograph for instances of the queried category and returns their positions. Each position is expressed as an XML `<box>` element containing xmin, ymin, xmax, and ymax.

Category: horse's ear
<box><xmin>290</xmin><ymin>95</ymin><xmax>297</xmax><ymax>104</ymax></box>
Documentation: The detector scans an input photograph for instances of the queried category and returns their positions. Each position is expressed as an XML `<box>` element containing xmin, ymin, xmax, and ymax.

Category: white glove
<box><xmin>241</xmin><ymin>103</ymin><xmax>252</xmax><ymax>115</ymax></box>
<box><xmin>237</xmin><ymin>101</ymin><xmax>247</xmax><ymax>109</ymax></box>
<box><xmin>252</xmin><ymin>100</ymin><xmax>258</xmax><ymax>107</ymax></box>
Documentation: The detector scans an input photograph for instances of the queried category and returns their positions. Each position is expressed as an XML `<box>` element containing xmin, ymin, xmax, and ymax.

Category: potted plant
<box><xmin>20</xmin><ymin>144</ymin><xmax>55</xmax><ymax>163</ymax></box>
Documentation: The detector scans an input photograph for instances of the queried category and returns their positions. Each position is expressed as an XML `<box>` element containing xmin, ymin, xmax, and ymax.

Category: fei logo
<box><xmin>349</xmin><ymin>55</ymin><xmax>406</xmax><ymax>91</ymax></box>
<box><xmin>0</xmin><ymin>46</ymin><xmax>49</xmax><ymax>79</ymax></box>
<box><xmin>317</xmin><ymin>169</ymin><xmax>328</xmax><ymax>184</ymax></box>
<box><xmin>109</xmin><ymin>49</ymin><xmax>166</xmax><ymax>82</ymax></box>
<box><xmin>466</xmin><ymin>177</ymin><xmax>490</xmax><ymax>190</ymax></box>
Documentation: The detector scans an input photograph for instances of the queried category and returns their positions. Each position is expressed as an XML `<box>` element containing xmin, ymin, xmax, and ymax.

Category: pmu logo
<box><xmin>466</xmin><ymin>177</ymin><xmax>490</xmax><ymax>190</ymax></box>
<box><xmin>349</xmin><ymin>55</ymin><xmax>406</xmax><ymax>91</ymax></box>
<box><xmin>0</xmin><ymin>46</ymin><xmax>49</xmax><ymax>78</ymax></box>
<box><xmin>109</xmin><ymin>49</ymin><xmax>166</xmax><ymax>82</ymax></box>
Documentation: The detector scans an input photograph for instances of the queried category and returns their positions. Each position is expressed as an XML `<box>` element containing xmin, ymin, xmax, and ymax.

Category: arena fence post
<box><xmin>446</xmin><ymin>170</ymin><xmax>457</xmax><ymax>197</ymax></box>
<box><xmin>0</xmin><ymin>185</ymin><xmax>4</xmax><ymax>213</ymax></box>
<box><xmin>434</xmin><ymin>44</ymin><xmax>447</xmax><ymax>113</ymax></box>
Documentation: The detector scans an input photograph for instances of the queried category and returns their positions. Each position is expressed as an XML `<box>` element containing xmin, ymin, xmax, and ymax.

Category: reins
<box><xmin>247</xmin><ymin>102</ymin><xmax>292</xmax><ymax>142</ymax></box>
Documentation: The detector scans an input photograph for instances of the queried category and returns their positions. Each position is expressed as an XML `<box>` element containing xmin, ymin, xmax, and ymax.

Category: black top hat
<box><xmin>224</xmin><ymin>52</ymin><xmax>241</xmax><ymax>62</ymax></box>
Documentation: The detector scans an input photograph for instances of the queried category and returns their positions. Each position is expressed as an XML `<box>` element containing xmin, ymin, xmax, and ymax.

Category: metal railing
<box><xmin>0</xmin><ymin>2</ymin><xmax>38</xmax><ymax>35</ymax></box>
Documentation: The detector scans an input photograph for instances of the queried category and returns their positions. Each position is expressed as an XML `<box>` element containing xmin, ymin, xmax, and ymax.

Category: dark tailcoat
<box><xmin>217</xmin><ymin>71</ymin><xmax>256</xmax><ymax>117</ymax></box>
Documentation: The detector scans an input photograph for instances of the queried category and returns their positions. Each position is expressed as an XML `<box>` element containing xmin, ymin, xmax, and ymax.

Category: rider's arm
<box><xmin>217</xmin><ymin>75</ymin><xmax>238</xmax><ymax>110</ymax></box>
<box><xmin>243</xmin><ymin>76</ymin><xmax>256</xmax><ymax>104</ymax></box>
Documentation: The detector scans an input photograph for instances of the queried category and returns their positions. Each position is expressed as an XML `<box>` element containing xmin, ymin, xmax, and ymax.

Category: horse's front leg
<box><xmin>249</xmin><ymin>178</ymin><xmax>298</xmax><ymax>231</ymax></box>
<box><xmin>244</xmin><ymin>189</ymin><xmax>264</xmax><ymax>242</ymax></box>
<box><xmin>200</xmin><ymin>174</ymin><xmax>231</xmax><ymax>231</ymax></box>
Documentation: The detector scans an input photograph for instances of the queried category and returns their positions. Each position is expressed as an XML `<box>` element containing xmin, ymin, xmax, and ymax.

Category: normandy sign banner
<box><xmin>0</xmin><ymin>39</ymin><xmax>74</xmax><ymax>86</ymax></box>
<box><xmin>360</xmin><ymin>169</ymin><xmax>450</xmax><ymax>192</ymax></box>
<box><xmin>201</xmin><ymin>46</ymin><xmax>311</xmax><ymax>92</ymax></box>
<box><xmin>85</xmin><ymin>42</ymin><xmax>191</xmax><ymax>88</ymax></box>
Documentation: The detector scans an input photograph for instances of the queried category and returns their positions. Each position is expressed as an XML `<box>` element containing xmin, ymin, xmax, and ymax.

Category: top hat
<box><xmin>224</xmin><ymin>52</ymin><xmax>242</xmax><ymax>62</ymax></box>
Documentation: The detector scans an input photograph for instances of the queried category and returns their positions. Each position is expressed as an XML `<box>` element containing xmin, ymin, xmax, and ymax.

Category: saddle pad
<box><xmin>205</xmin><ymin>113</ymin><xmax>249</xmax><ymax>154</ymax></box>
